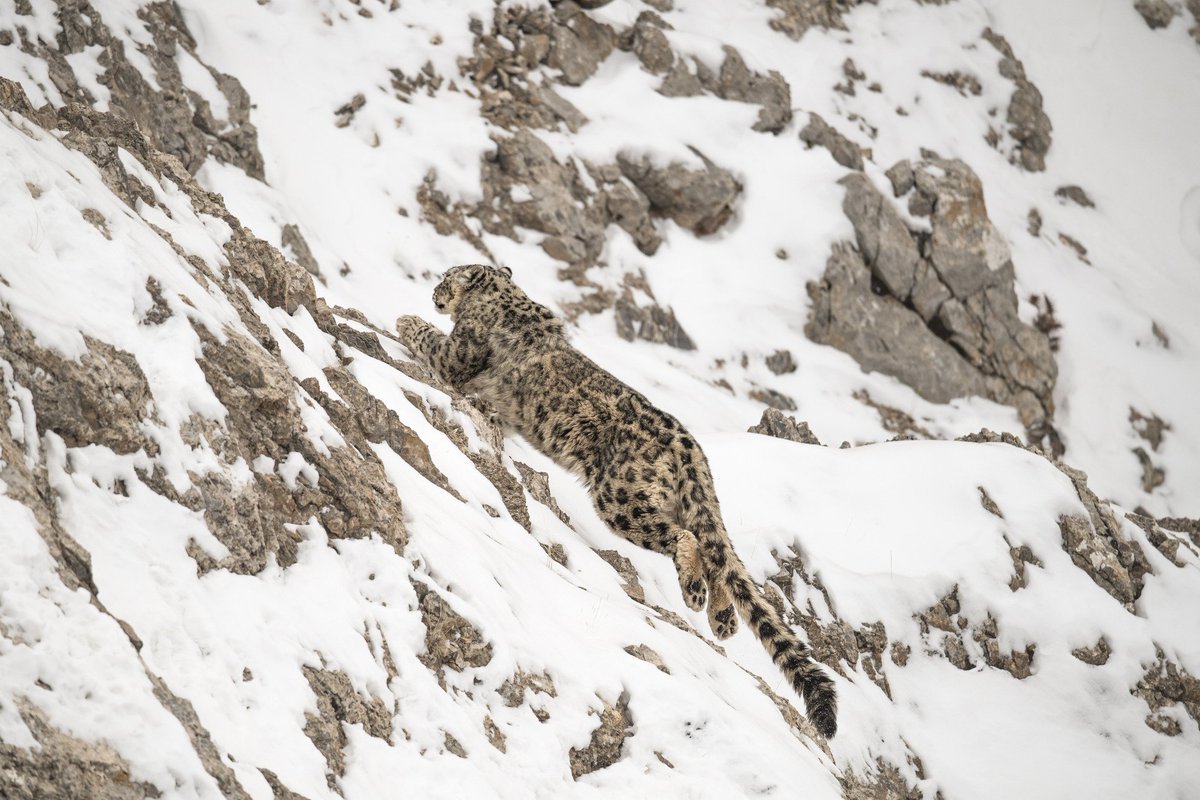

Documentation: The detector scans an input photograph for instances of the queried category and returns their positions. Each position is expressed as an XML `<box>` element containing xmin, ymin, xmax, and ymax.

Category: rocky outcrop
<box><xmin>748</xmin><ymin>408</ymin><xmax>823</xmax><ymax>445</ymax></box>
<box><xmin>1134</xmin><ymin>0</ymin><xmax>1179</xmax><ymax>29</ymax></box>
<box><xmin>7</xmin><ymin>0</ymin><xmax>262</xmax><ymax>178</ymax></box>
<box><xmin>807</xmin><ymin>159</ymin><xmax>1058</xmax><ymax>439</ymax></box>
<box><xmin>302</xmin><ymin>667</ymin><xmax>393</xmax><ymax>787</ymax></box>
<box><xmin>413</xmin><ymin>581</ymin><xmax>495</xmax><ymax>684</ymax></box>
<box><xmin>0</xmin><ymin>314</ymin><xmax>153</xmax><ymax>455</ymax></box>
<box><xmin>959</xmin><ymin>430</ymin><xmax>1151</xmax><ymax>610</ymax></box>
<box><xmin>698</xmin><ymin>46</ymin><xmax>792</xmax><ymax>134</ymax></box>
<box><xmin>983</xmin><ymin>28</ymin><xmax>1053</xmax><ymax>172</ymax></box>
<box><xmin>568</xmin><ymin>692</ymin><xmax>634</xmax><ymax>779</ymax></box>
<box><xmin>461</xmin><ymin>4</ymin><xmax>603</xmax><ymax>133</ymax></box>
<box><xmin>617</xmin><ymin>148</ymin><xmax>741</xmax><ymax>236</ymax></box>
<box><xmin>799</xmin><ymin>111</ymin><xmax>865</xmax><ymax>170</ymax></box>
<box><xmin>1134</xmin><ymin>649</ymin><xmax>1200</xmax><ymax>736</ymax></box>
<box><xmin>464</xmin><ymin>128</ymin><xmax>662</xmax><ymax>268</ymax></box>
<box><xmin>0</xmin><ymin>700</ymin><xmax>162</xmax><ymax>800</ymax></box>
<box><xmin>764</xmin><ymin>0</ymin><xmax>865</xmax><ymax>40</ymax></box>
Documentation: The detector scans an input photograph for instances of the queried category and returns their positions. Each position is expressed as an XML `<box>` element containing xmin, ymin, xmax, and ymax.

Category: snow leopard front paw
<box><xmin>396</xmin><ymin>314</ymin><xmax>431</xmax><ymax>349</ymax></box>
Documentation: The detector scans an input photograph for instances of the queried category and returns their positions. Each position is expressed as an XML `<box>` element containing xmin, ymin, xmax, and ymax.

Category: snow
<box><xmin>2</xmin><ymin>0</ymin><xmax>1199</xmax><ymax>797</ymax></box>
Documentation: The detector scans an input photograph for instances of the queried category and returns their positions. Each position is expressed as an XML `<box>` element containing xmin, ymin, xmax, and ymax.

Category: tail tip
<box><xmin>811</xmin><ymin>707</ymin><xmax>837</xmax><ymax>738</ymax></box>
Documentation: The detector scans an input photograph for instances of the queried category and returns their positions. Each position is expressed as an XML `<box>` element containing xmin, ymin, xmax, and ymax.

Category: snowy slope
<box><xmin>2</xmin><ymin>1</ymin><xmax>1200</xmax><ymax>798</ymax></box>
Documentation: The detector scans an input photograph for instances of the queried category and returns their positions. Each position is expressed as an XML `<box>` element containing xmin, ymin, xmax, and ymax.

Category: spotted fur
<box><xmin>397</xmin><ymin>264</ymin><xmax>838</xmax><ymax>737</ymax></box>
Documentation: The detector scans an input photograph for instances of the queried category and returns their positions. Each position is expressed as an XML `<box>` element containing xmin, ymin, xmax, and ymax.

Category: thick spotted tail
<box><xmin>726</xmin><ymin>549</ymin><xmax>838</xmax><ymax>737</ymax></box>
<box><xmin>695</xmin><ymin>524</ymin><xmax>838</xmax><ymax>738</ymax></box>
<box><xmin>676</xmin><ymin>455</ymin><xmax>838</xmax><ymax>736</ymax></box>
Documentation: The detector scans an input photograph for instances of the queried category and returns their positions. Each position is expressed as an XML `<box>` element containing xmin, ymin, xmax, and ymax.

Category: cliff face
<box><xmin>2</xmin><ymin>2</ymin><xmax>1199</xmax><ymax>798</ymax></box>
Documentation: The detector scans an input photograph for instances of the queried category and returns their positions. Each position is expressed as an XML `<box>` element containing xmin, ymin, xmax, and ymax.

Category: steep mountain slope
<box><xmin>2</xmin><ymin>1</ymin><xmax>1198</xmax><ymax>798</ymax></box>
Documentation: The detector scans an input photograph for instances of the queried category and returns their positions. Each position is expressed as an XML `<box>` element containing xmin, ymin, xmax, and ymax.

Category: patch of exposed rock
<box><xmin>568</xmin><ymin>692</ymin><xmax>634</xmax><ymax>779</ymax></box>
<box><xmin>460</xmin><ymin>6</ymin><xmax>591</xmax><ymax>133</ymax></box>
<box><xmin>854</xmin><ymin>390</ymin><xmax>935</xmax><ymax>440</ymax></box>
<box><xmin>1134</xmin><ymin>649</ymin><xmax>1200</xmax><ymax>736</ymax></box>
<box><xmin>594</xmin><ymin>548</ymin><xmax>647</xmax><ymax>603</ymax></box>
<box><xmin>468</xmin><ymin>128</ymin><xmax>658</xmax><ymax>267</ymax></box>
<box><xmin>426</xmin><ymin>127</ymin><xmax>736</xmax><ymax>326</ymax></box>
<box><xmin>281</xmin><ymin>224</ymin><xmax>322</xmax><ymax>276</ymax></box>
<box><xmin>10</xmin><ymin>1</ymin><xmax>262</xmax><ymax>178</ymax></box>
<box><xmin>618</xmin><ymin>17</ymin><xmax>792</xmax><ymax>134</ymax></box>
<box><xmin>1125</xmin><ymin>512</ymin><xmax>1198</xmax><ymax>568</ymax></box>
<box><xmin>959</xmin><ymin>430</ymin><xmax>1151</xmax><ymax>610</ymax></box>
<box><xmin>807</xmin><ymin>159</ymin><xmax>1057</xmax><ymax>440</ymax></box>
<box><xmin>799</xmin><ymin>112</ymin><xmax>865</xmax><ymax>170</ymax></box>
<box><xmin>302</xmin><ymin>368</ymin><xmax>459</xmax><ymax>501</ymax></box>
<box><xmin>688</xmin><ymin>45</ymin><xmax>792</xmax><ymax>133</ymax></box>
<box><xmin>499</xmin><ymin>670</ymin><xmax>558</xmax><ymax>709</ymax></box>
<box><xmin>514</xmin><ymin>461</ymin><xmax>572</xmax><ymax>525</ymax></box>
<box><xmin>617</xmin><ymin>148</ymin><xmax>741</xmax><ymax>236</ymax></box>
<box><xmin>916</xmin><ymin>587</ymin><xmax>1036</xmax><ymax>678</ymax></box>
<box><xmin>624</xmin><ymin>644</ymin><xmax>671</xmax><ymax>674</ymax></box>
<box><xmin>983</xmin><ymin>28</ymin><xmax>1053</xmax><ymax>172</ymax></box>
<box><xmin>0</xmin><ymin>313</ymin><xmax>152</xmax><ymax>455</ymax></box>
<box><xmin>0</xmin><ymin>699</ymin><xmax>163</xmax><ymax>800</ymax></box>
<box><xmin>614</xmin><ymin>288</ymin><xmax>696</xmax><ymax>350</ymax></box>
<box><xmin>302</xmin><ymin>666</ymin><xmax>393</xmax><ymax>787</ymax></box>
<box><xmin>841</xmin><ymin>756</ymin><xmax>928</xmax><ymax>800</ymax></box>
<box><xmin>748</xmin><ymin>408</ymin><xmax>823</xmax><ymax>445</ymax></box>
<box><xmin>413</xmin><ymin>581</ymin><xmax>495</xmax><ymax>685</ymax></box>
<box><xmin>764</xmin><ymin>0</ymin><xmax>864</xmax><ymax>40</ymax></box>
<box><xmin>1134</xmin><ymin>0</ymin><xmax>1179</xmax><ymax>29</ymax></box>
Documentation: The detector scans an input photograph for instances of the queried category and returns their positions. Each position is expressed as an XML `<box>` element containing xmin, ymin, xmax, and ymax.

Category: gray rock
<box><xmin>800</xmin><ymin>112</ymin><xmax>864</xmax><ymax>170</ymax></box>
<box><xmin>569</xmin><ymin>692</ymin><xmax>634</xmax><ymax>779</ymax></box>
<box><xmin>602</xmin><ymin>177</ymin><xmax>662</xmax><ymax>255</ymax></box>
<box><xmin>748</xmin><ymin>408</ymin><xmax>822</xmax><ymax>445</ymax></box>
<box><xmin>884</xmin><ymin>160</ymin><xmax>915</xmax><ymax>196</ymax></box>
<box><xmin>815</xmin><ymin>158</ymin><xmax>1058</xmax><ymax>431</ymax></box>
<box><xmin>703</xmin><ymin>46</ymin><xmax>792</xmax><ymax>133</ymax></box>
<box><xmin>983</xmin><ymin>28</ymin><xmax>1053</xmax><ymax>172</ymax></box>
<box><xmin>765</xmin><ymin>349</ymin><xmax>798</xmax><ymax>374</ymax></box>
<box><xmin>1055</xmin><ymin>185</ymin><xmax>1095</xmax><ymax>208</ymax></box>
<box><xmin>302</xmin><ymin>666</ymin><xmax>392</xmax><ymax>787</ymax></box>
<box><xmin>0</xmin><ymin>313</ymin><xmax>152</xmax><ymax>455</ymax></box>
<box><xmin>749</xmin><ymin>387</ymin><xmax>798</xmax><ymax>411</ymax></box>
<box><xmin>548</xmin><ymin>2</ymin><xmax>616</xmax><ymax>86</ymax></box>
<box><xmin>959</xmin><ymin>431</ymin><xmax>1151</xmax><ymax>609</ymax></box>
<box><xmin>838</xmin><ymin>173</ymin><xmax>918</xmax><ymax>297</ymax></box>
<box><xmin>618</xmin><ymin>11</ymin><xmax>675</xmax><ymax>75</ymax></box>
<box><xmin>618</xmin><ymin>149</ymin><xmax>740</xmax><ymax>235</ymax></box>
<box><xmin>1134</xmin><ymin>0</ymin><xmax>1178</xmax><ymax>29</ymax></box>
<box><xmin>909</xmin><ymin>260</ymin><xmax>952</xmax><ymax>322</ymax></box>
<box><xmin>281</xmin><ymin>224</ymin><xmax>321</xmax><ymax>275</ymax></box>
<box><xmin>23</xmin><ymin>1</ymin><xmax>263</xmax><ymax>178</ymax></box>
<box><xmin>658</xmin><ymin>59</ymin><xmax>705</xmax><ymax>97</ymax></box>
<box><xmin>614</xmin><ymin>293</ymin><xmax>696</xmax><ymax>350</ymax></box>
<box><xmin>0</xmin><ymin>700</ymin><xmax>164</xmax><ymax>800</ymax></box>
<box><xmin>913</xmin><ymin>159</ymin><xmax>1009</xmax><ymax>298</ymax></box>
<box><xmin>1133</xmin><ymin>649</ymin><xmax>1200</xmax><ymax>734</ymax></box>
<box><xmin>806</xmin><ymin>244</ymin><xmax>989</xmax><ymax>403</ymax></box>
<box><xmin>764</xmin><ymin>0</ymin><xmax>862</xmax><ymax>40</ymax></box>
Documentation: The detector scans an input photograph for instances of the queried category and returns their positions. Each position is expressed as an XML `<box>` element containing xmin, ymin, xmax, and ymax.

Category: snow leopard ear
<box><xmin>498</xmin><ymin>266</ymin><xmax>513</xmax><ymax>278</ymax></box>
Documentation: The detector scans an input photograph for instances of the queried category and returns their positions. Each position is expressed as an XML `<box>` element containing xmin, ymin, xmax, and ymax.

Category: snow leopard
<box><xmin>396</xmin><ymin>264</ymin><xmax>838</xmax><ymax>737</ymax></box>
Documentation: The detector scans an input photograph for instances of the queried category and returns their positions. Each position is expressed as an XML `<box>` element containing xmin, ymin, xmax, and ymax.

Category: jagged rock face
<box><xmin>0</xmin><ymin>701</ymin><xmax>163</xmax><ymax>800</ymax></box>
<box><xmin>808</xmin><ymin>159</ymin><xmax>1058</xmax><ymax>437</ymax></box>
<box><xmin>6</xmin><ymin>0</ymin><xmax>262</xmax><ymax>178</ymax></box>
<box><xmin>617</xmin><ymin>149</ymin><xmax>741</xmax><ymax>236</ymax></box>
